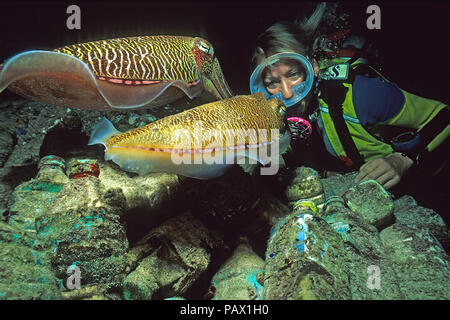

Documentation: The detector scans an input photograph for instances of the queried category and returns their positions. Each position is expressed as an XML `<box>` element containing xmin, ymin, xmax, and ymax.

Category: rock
<box><xmin>393</xmin><ymin>195</ymin><xmax>449</xmax><ymax>249</ymax></box>
<box><xmin>0</xmin><ymin>181</ymin><xmax>11</xmax><ymax>217</ymax></box>
<box><xmin>35</xmin><ymin>172</ymin><xmax>129</xmax><ymax>288</ymax></box>
<box><xmin>343</xmin><ymin>180</ymin><xmax>395</xmax><ymax>229</ymax></box>
<box><xmin>123</xmin><ymin>212</ymin><xmax>223</xmax><ymax>300</ymax></box>
<box><xmin>184</xmin><ymin>167</ymin><xmax>260</xmax><ymax>232</ymax></box>
<box><xmin>97</xmin><ymin>163</ymin><xmax>148</xmax><ymax>213</ymax></box>
<box><xmin>37</xmin><ymin>155</ymin><xmax>70</xmax><ymax>185</ymax></box>
<box><xmin>1</xmin><ymin>102</ymin><xmax>74</xmax><ymax>169</ymax></box>
<box><xmin>0</xmin><ymin>231</ymin><xmax>60</xmax><ymax>300</ymax></box>
<box><xmin>83</xmin><ymin>294</ymin><xmax>110</xmax><ymax>300</ymax></box>
<box><xmin>321</xmin><ymin>197</ymin><xmax>402</xmax><ymax>299</ymax></box>
<box><xmin>0</xmin><ymin>211</ymin><xmax>61</xmax><ymax>300</ymax></box>
<box><xmin>127</xmin><ymin>112</ymin><xmax>158</xmax><ymax>127</ymax></box>
<box><xmin>60</xmin><ymin>284</ymin><xmax>106</xmax><ymax>300</ymax></box>
<box><xmin>133</xmin><ymin>173</ymin><xmax>181</xmax><ymax>219</ymax></box>
<box><xmin>380</xmin><ymin>223</ymin><xmax>450</xmax><ymax>299</ymax></box>
<box><xmin>165</xmin><ymin>296</ymin><xmax>187</xmax><ymax>300</ymax></box>
<box><xmin>283</xmin><ymin>167</ymin><xmax>324</xmax><ymax>204</ymax></box>
<box><xmin>0</xmin><ymin>221</ymin><xmax>41</xmax><ymax>249</ymax></box>
<box><xmin>210</xmin><ymin>241</ymin><xmax>265</xmax><ymax>300</ymax></box>
<box><xmin>0</xmin><ymin>100</ymin><xmax>162</xmax><ymax>173</ymax></box>
<box><xmin>263</xmin><ymin>210</ymin><xmax>350</xmax><ymax>300</ymax></box>
<box><xmin>123</xmin><ymin>252</ymin><xmax>182</xmax><ymax>300</ymax></box>
<box><xmin>8</xmin><ymin>155</ymin><xmax>69</xmax><ymax>231</ymax></box>
<box><xmin>0</xmin><ymin>129</ymin><xmax>14</xmax><ymax>167</ymax></box>
<box><xmin>8</xmin><ymin>179</ymin><xmax>64</xmax><ymax>231</ymax></box>
<box><xmin>98</xmin><ymin>162</ymin><xmax>182</xmax><ymax>244</ymax></box>
<box><xmin>321</xmin><ymin>171</ymin><xmax>359</xmax><ymax>198</ymax></box>
<box><xmin>240</xmin><ymin>189</ymin><xmax>291</xmax><ymax>257</ymax></box>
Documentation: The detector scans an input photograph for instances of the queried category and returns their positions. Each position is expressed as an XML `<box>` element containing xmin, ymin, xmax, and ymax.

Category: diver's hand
<box><xmin>355</xmin><ymin>152</ymin><xmax>413</xmax><ymax>190</ymax></box>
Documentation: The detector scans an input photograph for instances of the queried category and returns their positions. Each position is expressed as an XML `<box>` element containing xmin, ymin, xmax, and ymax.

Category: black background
<box><xmin>0</xmin><ymin>0</ymin><xmax>449</xmax><ymax>103</ymax></box>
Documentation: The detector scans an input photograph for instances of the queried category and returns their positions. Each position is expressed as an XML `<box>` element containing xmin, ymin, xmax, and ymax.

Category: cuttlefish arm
<box><xmin>0</xmin><ymin>35</ymin><xmax>233</xmax><ymax>110</ymax></box>
<box><xmin>191</xmin><ymin>38</ymin><xmax>233</xmax><ymax>100</ymax></box>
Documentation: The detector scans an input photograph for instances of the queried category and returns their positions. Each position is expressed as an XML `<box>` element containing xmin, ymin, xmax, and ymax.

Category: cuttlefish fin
<box><xmin>95</xmin><ymin>79</ymin><xmax>203</xmax><ymax>110</ymax></box>
<box><xmin>0</xmin><ymin>50</ymin><xmax>96</xmax><ymax>94</ymax></box>
<box><xmin>0</xmin><ymin>51</ymin><xmax>203</xmax><ymax>109</ymax></box>
<box><xmin>106</xmin><ymin>148</ymin><xmax>233</xmax><ymax>179</ymax></box>
<box><xmin>88</xmin><ymin>117</ymin><xmax>122</xmax><ymax>147</ymax></box>
<box><xmin>88</xmin><ymin>117</ymin><xmax>233</xmax><ymax>179</ymax></box>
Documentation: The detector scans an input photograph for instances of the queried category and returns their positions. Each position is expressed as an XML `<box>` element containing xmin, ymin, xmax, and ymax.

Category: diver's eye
<box><xmin>198</xmin><ymin>42</ymin><xmax>214</xmax><ymax>56</ymax></box>
<box><xmin>266</xmin><ymin>83</ymin><xmax>279</xmax><ymax>90</ymax></box>
<box><xmin>288</xmin><ymin>72</ymin><xmax>301</xmax><ymax>79</ymax></box>
<box><xmin>287</xmin><ymin>71</ymin><xmax>305</xmax><ymax>81</ymax></box>
<box><xmin>264</xmin><ymin>79</ymin><xmax>280</xmax><ymax>90</ymax></box>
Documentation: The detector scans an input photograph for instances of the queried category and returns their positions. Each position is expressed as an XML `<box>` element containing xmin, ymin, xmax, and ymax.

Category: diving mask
<box><xmin>249</xmin><ymin>52</ymin><xmax>315</xmax><ymax>108</ymax></box>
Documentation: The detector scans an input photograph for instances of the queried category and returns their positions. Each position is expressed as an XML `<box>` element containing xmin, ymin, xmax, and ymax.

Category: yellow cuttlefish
<box><xmin>88</xmin><ymin>92</ymin><xmax>290</xmax><ymax>179</ymax></box>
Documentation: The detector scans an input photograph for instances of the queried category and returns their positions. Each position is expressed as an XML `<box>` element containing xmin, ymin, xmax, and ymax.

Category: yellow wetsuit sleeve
<box><xmin>383</xmin><ymin>89</ymin><xmax>449</xmax><ymax>152</ymax></box>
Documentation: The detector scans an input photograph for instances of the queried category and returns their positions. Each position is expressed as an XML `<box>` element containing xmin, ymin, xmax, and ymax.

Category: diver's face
<box><xmin>262</xmin><ymin>61</ymin><xmax>306</xmax><ymax>100</ymax></box>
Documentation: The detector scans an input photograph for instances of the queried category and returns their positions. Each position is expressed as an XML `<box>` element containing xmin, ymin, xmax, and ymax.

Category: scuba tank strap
<box><xmin>417</xmin><ymin>106</ymin><xmax>450</xmax><ymax>149</ymax></box>
<box><xmin>317</xmin><ymin>61</ymin><xmax>391</xmax><ymax>170</ymax></box>
<box><xmin>348</xmin><ymin>62</ymin><xmax>385</xmax><ymax>82</ymax></box>
<box><xmin>318</xmin><ymin>80</ymin><xmax>365</xmax><ymax>169</ymax></box>
<box><xmin>415</xmin><ymin>106</ymin><xmax>450</xmax><ymax>173</ymax></box>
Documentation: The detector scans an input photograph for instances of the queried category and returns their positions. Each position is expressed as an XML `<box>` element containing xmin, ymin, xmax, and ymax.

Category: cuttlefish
<box><xmin>88</xmin><ymin>92</ymin><xmax>290</xmax><ymax>179</ymax></box>
<box><xmin>0</xmin><ymin>35</ymin><xmax>233</xmax><ymax>110</ymax></box>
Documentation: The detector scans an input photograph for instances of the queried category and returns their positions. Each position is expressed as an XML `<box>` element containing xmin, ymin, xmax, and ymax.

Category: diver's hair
<box><xmin>251</xmin><ymin>2</ymin><xmax>326</xmax><ymax>71</ymax></box>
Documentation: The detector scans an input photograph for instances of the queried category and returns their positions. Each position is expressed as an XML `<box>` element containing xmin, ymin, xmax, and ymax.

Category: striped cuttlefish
<box><xmin>0</xmin><ymin>35</ymin><xmax>233</xmax><ymax>110</ymax></box>
<box><xmin>88</xmin><ymin>92</ymin><xmax>290</xmax><ymax>179</ymax></box>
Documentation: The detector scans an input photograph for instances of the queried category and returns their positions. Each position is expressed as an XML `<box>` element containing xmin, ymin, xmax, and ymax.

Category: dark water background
<box><xmin>0</xmin><ymin>1</ymin><xmax>449</xmax><ymax>104</ymax></box>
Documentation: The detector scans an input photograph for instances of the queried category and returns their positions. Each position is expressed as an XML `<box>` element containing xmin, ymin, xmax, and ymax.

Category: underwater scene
<box><xmin>0</xmin><ymin>1</ymin><xmax>449</xmax><ymax>303</ymax></box>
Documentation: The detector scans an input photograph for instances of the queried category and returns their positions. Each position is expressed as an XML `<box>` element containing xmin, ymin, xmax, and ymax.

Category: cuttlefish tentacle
<box><xmin>88</xmin><ymin>92</ymin><xmax>290</xmax><ymax>179</ymax></box>
<box><xmin>191</xmin><ymin>37</ymin><xmax>233</xmax><ymax>100</ymax></box>
<box><xmin>0</xmin><ymin>35</ymin><xmax>233</xmax><ymax>110</ymax></box>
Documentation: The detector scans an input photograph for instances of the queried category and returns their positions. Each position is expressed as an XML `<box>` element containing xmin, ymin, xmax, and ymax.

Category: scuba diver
<box><xmin>249</xmin><ymin>4</ymin><xmax>449</xmax><ymax>221</ymax></box>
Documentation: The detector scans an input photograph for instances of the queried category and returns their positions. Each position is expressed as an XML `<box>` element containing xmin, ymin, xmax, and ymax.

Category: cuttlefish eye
<box><xmin>198</xmin><ymin>41</ymin><xmax>214</xmax><ymax>56</ymax></box>
<box><xmin>267</xmin><ymin>97</ymin><xmax>286</xmax><ymax>118</ymax></box>
<box><xmin>272</xmin><ymin>99</ymin><xmax>286</xmax><ymax>115</ymax></box>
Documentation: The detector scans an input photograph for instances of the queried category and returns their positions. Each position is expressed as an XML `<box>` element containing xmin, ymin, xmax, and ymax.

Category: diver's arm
<box><xmin>381</xmin><ymin>99</ymin><xmax>449</xmax><ymax>178</ymax></box>
<box><xmin>381</xmin><ymin>91</ymin><xmax>449</xmax><ymax>161</ymax></box>
<box><xmin>353</xmin><ymin>76</ymin><xmax>448</xmax><ymax>188</ymax></box>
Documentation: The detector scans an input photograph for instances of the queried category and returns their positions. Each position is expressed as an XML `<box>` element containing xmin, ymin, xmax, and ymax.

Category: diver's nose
<box><xmin>281</xmin><ymin>79</ymin><xmax>294</xmax><ymax>99</ymax></box>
